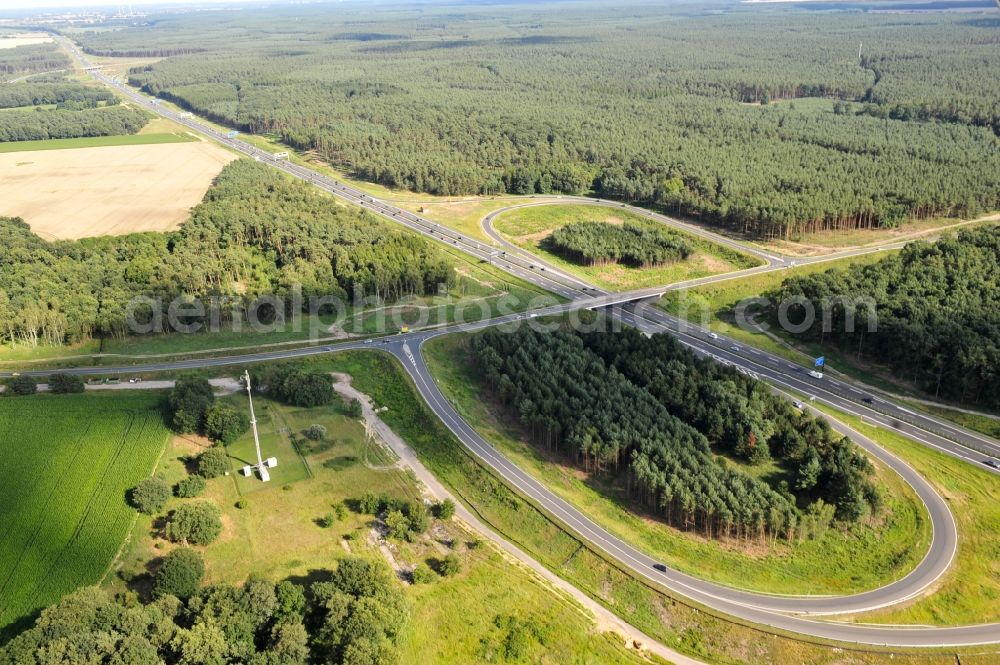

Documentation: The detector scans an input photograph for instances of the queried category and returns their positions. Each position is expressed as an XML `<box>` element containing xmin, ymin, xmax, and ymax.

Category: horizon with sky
<box><xmin>0</xmin><ymin>0</ymin><xmax>281</xmax><ymax>9</ymax></box>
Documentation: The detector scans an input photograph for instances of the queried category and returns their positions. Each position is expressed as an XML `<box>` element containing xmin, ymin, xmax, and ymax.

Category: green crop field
<box><xmin>0</xmin><ymin>393</ymin><xmax>169</xmax><ymax>634</ymax></box>
<box><xmin>0</xmin><ymin>132</ymin><xmax>195</xmax><ymax>153</ymax></box>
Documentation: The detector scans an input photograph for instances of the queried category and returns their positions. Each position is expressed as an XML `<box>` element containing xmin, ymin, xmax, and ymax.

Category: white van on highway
<box><xmin>808</xmin><ymin>370</ymin><xmax>824</xmax><ymax>379</ymax></box>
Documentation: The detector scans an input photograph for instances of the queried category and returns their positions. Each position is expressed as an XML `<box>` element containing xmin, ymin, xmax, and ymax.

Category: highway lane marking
<box><xmin>409</xmin><ymin>331</ymin><xmax>955</xmax><ymax>613</ymax></box>
<box><xmin>58</xmin><ymin>39</ymin><xmax>996</xmax><ymax>640</ymax></box>
<box><xmin>399</xmin><ymin>345</ymin><xmax>987</xmax><ymax>645</ymax></box>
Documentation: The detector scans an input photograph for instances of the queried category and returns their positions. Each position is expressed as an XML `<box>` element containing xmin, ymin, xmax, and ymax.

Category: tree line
<box><xmin>471</xmin><ymin>326</ymin><xmax>879</xmax><ymax>543</ymax></box>
<box><xmin>0</xmin><ymin>42</ymin><xmax>68</xmax><ymax>77</ymax></box>
<box><xmin>71</xmin><ymin>4</ymin><xmax>1000</xmax><ymax>238</ymax></box>
<box><xmin>0</xmin><ymin>557</ymin><xmax>408</xmax><ymax>665</ymax></box>
<box><xmin>0</xmin><ymin>80</ymin><xmax>118</xmax><ymax>109</ymax></box>
<box><xmin>762</xmin><ymin>226</ymin><xmax>1000</xmax><ymax>409</ymax></box>
<box><xmin>0</xmin><ymin>105</ymin><xmax>147</xmax><ymax>142</ymax></box>
<box><xmin>0</xmin><ymin>159</ymin><xmax>455</xmax><ymax>349</ymax></box>
<box><xmin>544</xmin><ymin>221</ymin><xmax>692</xmax><ymax>268</ymax></box>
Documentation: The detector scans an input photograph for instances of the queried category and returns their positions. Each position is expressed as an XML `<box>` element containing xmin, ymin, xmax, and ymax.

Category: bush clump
<box><xmin>48</xmin><ymin>373</ymin><xmax>85</xmax><ymax>394</ymax></box>
<box><xmin>166</xmin><ymin>500</ymin><xmax>223</xmax><ymax>545</ymax></box>
<box><xmin>411</xmin><ymin>565</ymin><xmax>435</xmax><ymax>584</ymax></box>
<box><xmin>174</xmin><ymin>475</ymin><xmax>206</xmax><ymax>498</ymax></box>
<box><xmin>433</xmin><ymin>499</ymin><xmax>456</xmax><ymax>520</ymax></box>
<box><xmin>197</xmin><ymin>446</ymin><xmax>230</xmax><ymax>479</ymax></box>
<box><xmin>153</xmin><ymin>547</ymin><xmax>205</xmax><ymax>599</ymax></box>
<box><xmin>204</xmin><ymin>403</ymin><xmax>250</xmax><ymax>444</ymax></box>
<box><xmin>6</xmin><ymin>375</ymin><xmax>37</xmax><ymax>396</ymax></box>
<box><xmin>305</xmin><ymin>424</ymin><xmax>327</xmax><ymax>440</ymax></box>
<box><xmin>129</xmin><ymin>477</ymin><xmax>171</xmax><ymax>515</ymax></box>
<box><xmin>251</xmin><ymin>366</ymin><xmax>333</xmax><ymax>407</ymax></box>
<box><xmin>436</xmin><ymin>553</ymin><xmax>461</xmax><ymax>577</ymax></box>
<box><xmin>168</xmin><ymin>377</ymin><xmax>215</xmax><ymax>433</ymax></box>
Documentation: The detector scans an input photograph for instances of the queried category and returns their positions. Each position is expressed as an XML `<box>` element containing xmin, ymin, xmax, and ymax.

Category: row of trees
<box><xmin>0</xmin><ymin>105</ymin><xmax>147</xmax><ymax>142</ymax></box>
<box><xmin>0</xmin><ymin>557</ymin><xmax>408</xmax><ymax>665</ymax></box>
<box><xmin>763</xmin><ymin>226</ymin><xmax>1000</xmax><ymax>409</ymax></box>
<box><xmin>0</xmin><ymin>80</ymin><xmax>118</xmax><ymax>109</ymax></box>
<box><xmin>0</xmin><ymin>159</ymin><xmax>456</xmax><ymax>349</ymax></box>
<box><xmin>2</xmin><ymin>373</ymin><xmax>84</xmax><ymax>396</ymax></box>
<box><xmin>70</xmin><ymin>5</ymin><xmax>1000</xmax><ymax>237</ymax></box>
<box><xmin>472</xmin><ymin>327</ymin><xmax>879</xmax><ymax>542</ymax></box>
<box><xmin>544</xmin><ymin>222</ymin><xmax>692</xmax><ymax>268</ymax></box>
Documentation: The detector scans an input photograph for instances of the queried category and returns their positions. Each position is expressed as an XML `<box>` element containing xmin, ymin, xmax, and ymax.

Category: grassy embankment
<box><xmin>0</xmin><ymin>132</ymin><xmax>195</xmax><ymax>153</ymax></box>
<box><xmin>808</xmin><ymin>403</ymin><xmax>1000</xmax><ymax>626</ymax></box>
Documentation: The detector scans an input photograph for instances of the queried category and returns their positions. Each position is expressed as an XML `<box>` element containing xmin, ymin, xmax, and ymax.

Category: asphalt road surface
<box><xmin>38</xmin><ymin>37</ymin><xmax>1000</xmax><ymax>647</ymax></box>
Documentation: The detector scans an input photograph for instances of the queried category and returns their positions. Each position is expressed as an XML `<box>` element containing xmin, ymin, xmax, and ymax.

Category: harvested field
<box><xmin>0</xmin><ymin>141</ymin><xmax>235</xmax><ymax>239</ymax></box>
<box><xmin>0</xmin><ymin>33</ymin><xmax>53</xmax><ymax>49</ymax></box>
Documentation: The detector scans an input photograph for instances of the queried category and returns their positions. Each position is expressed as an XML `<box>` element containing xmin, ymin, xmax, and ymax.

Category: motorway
<box><xmin>66</xmin><ymin>34</ymin><xmax>1000</xmax><ymax>466</ymax></box>
<box><xmin>482</xmin><ymin>202</ymin><xmax>1000</xmax><ymax>464</ymax></box>
<box><xmin>44</xmin><ymin>36</ymin><xmax>1000</xmax><ymax>648</ymax></box>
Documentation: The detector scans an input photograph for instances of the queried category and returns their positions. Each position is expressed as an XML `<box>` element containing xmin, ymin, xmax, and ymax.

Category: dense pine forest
<box><xmin>0</xmin><ymin>105</ymin><xmax>147</xmax><ymax>142</ymax></box>
<box><xmin>0</xmin><ymin>80</ymin><xmax>116</xmax><ymax>109</ymax></box>
<box><xmin>763</xmin><ymin>226</ymin><xmax>1000</xmax><ymax>410</ymax></box>
<box><xmin>0</xmin><ymin>159</ymin><xmax>454</xmax><ymax>348</ymax></box>
<box><xmin>0</xmin><ymin>41</ymin><xmax>68</xmax><ymax>78</ymax></box>
<box><xmin>0</xmin><ymin>73</ymin><xmax>145</xmax><ymax>142</ymax></box>
<box><xmin>472</xmin><ymin>327</ymin><xmax>879</xmax><ymax>542</ymax></box>
<box><xmin>545</xmin><ymin>222</ymin><xmax>692</xmax><ymax>268</ymax></box>
<box><xmin>73</xmin><ymin>3</ymin><xmax>1000</xmax><ymax>238</ymax></box>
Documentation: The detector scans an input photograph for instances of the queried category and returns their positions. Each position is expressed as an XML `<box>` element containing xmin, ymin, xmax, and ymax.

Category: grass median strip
<box><xmin>810</xmin><ymin>404</ymin><xmax>1000</xmax><ymax>627</ymax></box>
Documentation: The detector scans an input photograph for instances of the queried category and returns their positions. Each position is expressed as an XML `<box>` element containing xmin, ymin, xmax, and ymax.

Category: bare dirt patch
<box><xmin>514</xmin><ymin>228</ymin><xmax>556</xmax><ymax>244</ymax></box>
<box><xmin>0</xmin><ymin>142</ymin><xmax>235</xmax><ymax>239</ymax></box>
<box><xmin>693</xmin><ymin>252</ymin><xmax>732</xmax><ymax>273</ymax></box>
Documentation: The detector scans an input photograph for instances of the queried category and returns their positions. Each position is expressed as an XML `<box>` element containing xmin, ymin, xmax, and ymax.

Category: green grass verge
<box><xmin>0</xmin><ymin>132</ymin><xmax>196</xmax><ymax>152</ymax></box>
<box><xmin>492</xmin><ymin>203</ymin><xmax>762</xmax><ymax>291</ymax></box>
<box><xmin>422</xmin><ymin>332</ymin><xmax>930</xmax><ymax>596</ymax></box>
<box><xmin>809</xmin><ymin>403</ymin><xmax>1000</xmax><ymax>626</ymax></box>
<box><xmin>0</xmin><ymin>392</ymin><xmax>170</xmax><ymax>636</ymax></box>
<box><xmin>899</xmin><ymin>400</ymin><xmax>1000</xmax><ymax>441</ymax></box>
